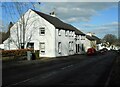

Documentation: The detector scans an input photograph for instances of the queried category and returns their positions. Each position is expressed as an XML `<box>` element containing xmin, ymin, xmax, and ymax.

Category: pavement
<box><xmin>2</xmin><ymin>51</ymin><xmax>118</xmax><ymax>87</ymax></box>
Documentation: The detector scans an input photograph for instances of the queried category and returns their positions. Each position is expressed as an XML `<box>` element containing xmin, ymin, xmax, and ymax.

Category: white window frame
<box><xmin>71</xmin><ymin>41</ymin><xmax>74</xmax><ymax>51</ymax></box>
<box><xmin>58</xmin><ymin>42</ymin><xmax>61</xmax><ymax>54</ymax></box>
<box><xmin>76</xmin><ymin>35</ymin><xmax>79</xmax><ymax>40</ymax></box>
<box><xmin>81</xmin><ymin>35</ymin><xmax>85</xmax><ymax>40</ymax></box>
<box><xmin>58</xmin><ymin>29</ymin><xmax>61</xmax><ymax>36</ymax></box>
<box><xmin>65</xmin><ymin>30</ymin><xmax>67</xmax><ymax>36</ymax></box>
<box><xmin>40</xmin><ymin>42</ymin><xmax>45</xmax><ymax>54</ymax></box>
<box><xmin>72</xmin><ymin>31</ymin><xmax>74</xmax><ymax>37</ymax></box>
<box><xmin>69</xmin><ymin>31</ymin><xmax>72</xmax><ymax>37</ymax></box>
<box><xmin>39</xmin><ymin>27</ymin><xmax>45</xmax><ymax>36</ymax></box>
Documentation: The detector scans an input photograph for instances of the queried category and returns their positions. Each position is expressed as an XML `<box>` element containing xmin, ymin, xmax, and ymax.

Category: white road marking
<box><xmin>6</xmin><ymin>64</ymin><xmax>75</xmax><ymax>87</ymax></box>
<box><xmin>61</xmin><ymin>64</ymin><xmax>73</xmax><ymax>70</ymax></box>
<box><xmin>6</xmin><ymin>78</ymin><xmax>31</xmax><ymax>87</ymax></box>
<box><xmin>41</xmin><ymin>71</ymin><xmax>57</xmax><ymax>79</ymax></box>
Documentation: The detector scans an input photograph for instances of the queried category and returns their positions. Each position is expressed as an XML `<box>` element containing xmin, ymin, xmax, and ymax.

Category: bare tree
<box><xmin>102</xmin><ymin>34</ymin><xmax>117</xmax><ymax>46</ymax></box>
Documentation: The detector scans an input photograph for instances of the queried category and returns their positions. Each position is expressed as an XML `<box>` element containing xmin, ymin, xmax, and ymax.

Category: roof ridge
<box><xmin>32</xmin><ymin>9</ymin><xmax>85</xmax><ymax>35</ymax></box>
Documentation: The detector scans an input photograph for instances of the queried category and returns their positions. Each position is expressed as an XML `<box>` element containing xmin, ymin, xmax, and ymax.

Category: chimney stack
<box><xmin>86</xmin><ymin>32</ymin><xmax>95</xmax><ymax>37</ymax></box>
<box><xmin>50</xmin><ymin>11</ymin><xmax>56</xmax><ymax>17</ymax></box>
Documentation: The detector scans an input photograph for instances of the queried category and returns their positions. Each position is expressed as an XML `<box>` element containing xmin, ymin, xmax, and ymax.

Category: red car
<box><xmin>87</xmin><ymin>48</ymin><xmax>96</xmax><ymax>55</ymax></box>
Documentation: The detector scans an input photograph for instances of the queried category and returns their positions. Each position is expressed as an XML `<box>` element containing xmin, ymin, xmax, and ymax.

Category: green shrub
<box><xmin>35</xmin><ymin>50</ymin><xmax>40</xmax><ymax>59</ymax></box>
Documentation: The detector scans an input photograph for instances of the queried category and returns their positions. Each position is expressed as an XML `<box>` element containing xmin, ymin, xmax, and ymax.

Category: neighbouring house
<box><xmin>3</xmin><ymin>9</ymin><xmax>86</xmax><ymax>57</ymax></box>
<box><xmin>91</xmin><ymin>34</ymin><xmax>101</xmax><ymax>51</ymax></box>
<box><xmin>75</xmin><ymin>29</ymin><xmax>86</xmax><ymax>54</ymax></box>
<box><xmin>84</xmin><ymin>34</ymin><xmax>96</xmax><ymax>52</ymax></box>
<box><xmin>0</xmin><ymin>22</ymin><xmax>13</xmax><ymax>50</ymax></box>
<box><xmin>83</xmin><ymin>32</ymin><xmax>102</xmax><ymax>52</ymax></box>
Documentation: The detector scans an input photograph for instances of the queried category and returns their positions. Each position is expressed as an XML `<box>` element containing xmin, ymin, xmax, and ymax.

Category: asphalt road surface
<box><xmin>2</xmin><ymin>51</ymin><xmax>118</xmax><ymax>87</ymax></box>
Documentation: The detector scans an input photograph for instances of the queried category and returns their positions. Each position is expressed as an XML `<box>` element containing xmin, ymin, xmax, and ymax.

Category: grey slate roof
<box><xmin>86</xmin><ymin>35</ymin><xmax>101</xmax><ymax>44</ymax></box>
<box><xmin>92</xmin><ymin>35</ymin><xmax>101</xmax><ymax>44</ymax></box>
<box><xmin>0</xmin><ymin>22</ymin><xmax>13</xmax><ymax>44</ymax></box>
<box><xmin>86</xmin><ymin>35</ymin><xmax>95</xmax><ymax>41</ymax></box>
<box><xmin>32</xmin><ymin>9</ymin><xmax>85</xmax><ymax>35</ymax></box>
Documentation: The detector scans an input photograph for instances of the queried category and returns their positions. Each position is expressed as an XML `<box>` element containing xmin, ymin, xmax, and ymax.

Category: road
<box><xmin>2</xmin><ymin>51</ymin><xmax>117</xmax><ymax>87</ymax></box>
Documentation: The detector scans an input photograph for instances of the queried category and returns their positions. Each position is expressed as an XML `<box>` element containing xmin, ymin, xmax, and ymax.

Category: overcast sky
<box><xmin>0</xmin><ymin>1</ymin><xmax>119</xmax><ymax>39</ymax></box>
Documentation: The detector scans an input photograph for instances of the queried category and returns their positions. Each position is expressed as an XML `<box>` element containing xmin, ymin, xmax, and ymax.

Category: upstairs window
<box><xmin>58</xmin><ymin>29</ymin><xmax>61</xmax><ymax>36</ymax></box>
<box><xmin>39</xmin><ymin>27</ymin><xmax>45</xmax><ymax>35</ymax></box>
<box><xmin>65</xmin><ymin>30</ymin><xmax>68</xmax><ymax>36</ymax></box>
<box><xmin>76</xmin><ymin>35</ymin><xmax>79</xmax><ymax>40</ymax></box>
<box><xmin>69</xmin><ymin>31</ymin><xmax>72</xmax><ymax>37</ymax></box>
<box><xmin>81</xmin><ymin>35</ymin><xmax>85</xmax><ymax>40</ymax></box>
<box><xmin>71</xmin><ymin>31</ymin><xmax>74</xmax><ymax>37</ymax></box>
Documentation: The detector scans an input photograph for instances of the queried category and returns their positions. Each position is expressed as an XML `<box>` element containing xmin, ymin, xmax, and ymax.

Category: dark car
<box><xmin>87</xmin><ymin>48</ymin><xmax>96</xmax><ymax>55</ymax></box>
<box><xmin>99</xmin><ymin>48</ymin><xmax>108</xmax><ymax>54</ymax></box>
<box><xmin>117</xmin><ymin>49</ymin><xmax>120</xmax><ymax>54</ymax></box>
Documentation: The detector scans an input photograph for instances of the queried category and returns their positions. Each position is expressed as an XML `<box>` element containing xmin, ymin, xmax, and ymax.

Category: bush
<box><xmin>35</xmin><ymin>50</ymin><xmax>40</xmax><ymax>59</ymax></box>
<box><xmin>1</xmin><ymin>49</ymin><xmax>33</xmax><ymax>57</ymax></box>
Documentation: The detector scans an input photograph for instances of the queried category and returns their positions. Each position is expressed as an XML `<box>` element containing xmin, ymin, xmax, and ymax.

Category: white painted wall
<box><xmin>75</xmin><ymin>35</ymin><xmax>86</xmax><ymax>54</ymax></box>
<box><xmin>4</xmin><ymin>9</ymin><xmax>56</xmax><ymax>57</ymax></box>
<box><xmin>3</xmin><ymin>9</ymin><xmax>93</xmax><ymax>57</ymax></box>
<box><xmin>83</xmin><ymin>37</ymin><xmax>96</xmax><ymax>52</ymax></box>
<box><xmin>55</xmin><ymin>29</ymin><xmax>75</xmax><ymax>57</ymax></box>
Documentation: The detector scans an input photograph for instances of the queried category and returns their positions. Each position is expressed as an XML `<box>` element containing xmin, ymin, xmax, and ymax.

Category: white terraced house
<box><xmin>84</xmin><ymin>32</ymin><xmax>101</xmax><ymax>52</ymax></box>
<box><xmin>3</xmin><ymin>9</ymin><xmax>87</xmax><ymax>57</ymax></box>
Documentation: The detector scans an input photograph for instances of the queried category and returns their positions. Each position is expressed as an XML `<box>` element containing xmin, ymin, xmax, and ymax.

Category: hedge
<box><xmin>1</xmin><ymin>49</ymin><xmax>34</xmax><ymax>57</ymax></box>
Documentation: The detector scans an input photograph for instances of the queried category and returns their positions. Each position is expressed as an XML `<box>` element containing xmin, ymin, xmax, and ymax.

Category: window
<box><xmin>81</xmin><ymin>35</ymin><xmax>85</xmax><ymax>40</ymax></box>
<box><xmin>65</xmin><ymin>30</ymin><xmax>67</xmax><ymax>36</ymax></box>
<box><xmin>69</xmin><ymin>31</ymin><xmax>72</xmax><ymax>37</ymax></box>
<box><xmin>82</xmin><ymin>44</ymin><xmax>84</xmax><ymax>51</ymax></box>
<box><xmin>40</xmin><ymin>42</ymin><xmax>45</xmax><ymax>54</ymax></box>
<box><xmin>58</xmin><ymin>29</ymin><xmax>61</xmax><ymax>36</ymax></box>
<box><xmin>71</xmin><ymin>41</ymin><xmax>74</xmax><ymax>51</ymax></box>
<box><xmin>72</xmin><ymin>31</ymin><xmax>74</xmax><ymax>37</ymax></box>
<box><xmin>69</xmin><ymin>41</ymin><xmax>72</xmax><ymax>52</ymax></box>
<box><xmin>58</xmin><ymin>42</ymin><xmax>61</xmax><ymax>54</ymax></box>
<box><xmin>26</xmin><ymin>42</ymin><xmax>34</xmax><ymax>49</ymax></box>
<box><xmin>77</xmin><ymin>35</ymin><xmax>79</xmax><ymax>40</ymax></box>
<box><xmin>39</xmin><ymin>27</ymin><xmax>45</xmax><ymax>35</ymax></box>
<box><xmin>69</xmin><ymin>41</ymin><xmax>74</xmax><ymax>51</ymax></box>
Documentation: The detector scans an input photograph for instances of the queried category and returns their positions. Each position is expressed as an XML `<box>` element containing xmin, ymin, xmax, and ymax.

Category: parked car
<box><xmin>99</xmin><ymin>48</ymin><xmax>108</xmax><ymax>54</ymax></box>
<box><xmin>117</xmin><ymin>49</ymin><xmax>120</xmax><ymax>54</ymax></box>
<box><xmin>87</xmin><ymin>48</ymin><xmax>96</xmax><ymax>55</ymax></box>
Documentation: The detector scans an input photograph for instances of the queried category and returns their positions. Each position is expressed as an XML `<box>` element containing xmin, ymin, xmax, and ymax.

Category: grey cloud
<box><xmin>79</xmin><ymin>22</ymin><xmax>118</xmax><ymax>38</ymax></box>
<box><xmin>82</xmin><ymin>22</ymin><xmax>118</xmax><ymax>28</ymax></box>
<box><xmin>38</xmin><ymin>2</ymin><xmax>117</xmax><ymax>23</ymax></box>
<box><xmin>87</xmin><ymin>22</ymin><xmax>118</xmax><ymax>37</ymax></box>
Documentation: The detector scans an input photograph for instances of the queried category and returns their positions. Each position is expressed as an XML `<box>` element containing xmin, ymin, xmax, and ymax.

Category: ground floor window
<box><xmin>26</xmin><ymin>42</ymin><xmax>34</xmax><ymax>49</ymax></box>
<box><xmin>69</xmin><ymin>41</ymin><xmax>74</xmax><ymax>53</ymax></box>
<box><xmin>76</xmin><ymin>44</ymin><xmax>80</xmax><ymax>53</ymax></box>
<box><xmin>58</xmin><ymin>42</ymin><xmax>61</xmax><ymax>54</ymax></box>
<box><xmin>40</xmin><ymin>42</ymin><xmax>45</xmax><ymax>54</ymax></box>
<box><xmin>82</xmin><ymin>44</ymin><xmax>84</xmax><ymax>51</ymax></box>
